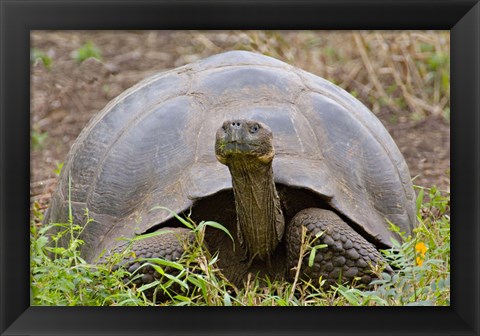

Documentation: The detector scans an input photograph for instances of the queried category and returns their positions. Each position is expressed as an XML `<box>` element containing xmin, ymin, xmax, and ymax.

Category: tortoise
<box><xmin>45</xmin><ymin>50</ymin><xmax>416</xmax><ymax>290</ymax></box>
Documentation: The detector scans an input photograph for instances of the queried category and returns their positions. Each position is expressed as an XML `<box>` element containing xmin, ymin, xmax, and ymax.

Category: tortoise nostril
<box><xmin>230</xmin><ymin>121</ymin><xmax>242</xmax><ymax>129</ymax></box>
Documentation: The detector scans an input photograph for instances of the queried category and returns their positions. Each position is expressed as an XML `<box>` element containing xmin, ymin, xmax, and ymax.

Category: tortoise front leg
<box><xmin>285</xmin><ymin>208</ymin><xmax>391</xmax><ymax>288</ymax></box>
<box><xmin>100</xmin><ymin>227</ymin><xmax>192</xmax><ymax>291</ymax></box>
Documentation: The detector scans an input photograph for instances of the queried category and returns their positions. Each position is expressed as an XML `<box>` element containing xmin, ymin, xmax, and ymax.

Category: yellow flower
<box><xmin>415</xmin><ymin>242</ymin><xmax>428</xmax><ymax>255</ymax></box>
<box><xmin>415</xmin><ymin>242</ymin><xmax>428</xmax><ymax>266</ymax></box>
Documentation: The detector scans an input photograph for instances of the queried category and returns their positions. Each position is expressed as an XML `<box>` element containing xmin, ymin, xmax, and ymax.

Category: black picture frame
<box><xmin>1</xmin><ymin>1</ymin><xmax>479</xmax><ymax>335</ymax></box>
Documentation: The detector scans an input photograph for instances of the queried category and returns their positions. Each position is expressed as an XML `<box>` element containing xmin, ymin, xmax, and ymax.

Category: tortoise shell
<box><xmin>45</xmin><ymin>51</ymin><xmax>416</xmax><ymax>261</ymax></box>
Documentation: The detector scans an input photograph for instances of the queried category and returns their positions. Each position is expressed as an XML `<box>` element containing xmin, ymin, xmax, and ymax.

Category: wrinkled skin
<box><xmin>215</xmin><ymin>119</ymin><xmax>284</xmax><ymax>263</ymax></box>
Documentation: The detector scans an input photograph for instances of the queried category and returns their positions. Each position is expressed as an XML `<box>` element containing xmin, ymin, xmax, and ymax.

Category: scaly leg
<box><xmin>286</xmin><ymin>208</ymin><xmax>391</xmax><ymax>288</ymax></box>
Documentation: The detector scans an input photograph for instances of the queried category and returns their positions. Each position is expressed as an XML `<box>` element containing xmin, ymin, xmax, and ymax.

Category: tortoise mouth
<box><xmin>216</xmin><ymin>140</ymin><xmax>274</xmax><ymax>165</ymax></box>
<box><xmin>223</xmin><ymin>141</ymin><xmax>259</xmax><ymax>153</ymax></box>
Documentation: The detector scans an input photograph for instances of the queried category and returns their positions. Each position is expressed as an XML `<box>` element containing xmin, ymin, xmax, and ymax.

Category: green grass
<box><xmin>31</xmin><ymin>184</ymin><xmax>450</xmax><ymax>306</ymax></box>
<box><xmin>31</xmin><ymin>129</ymin><xmax>49</xmax><ymax>150</ymax></box>
<box><xmin>72</xmin><ymin>42</ymin><xmax>102</xmax><ymax>63</ymax></box>
<box><xmin>31</xmin><ymin>48</ymin><xmax>53</xmax><ymax>69</ymax></box>
<box><xmin>53</xmin><ymin>162</ymin><xmax>64</xmax><ymax>176</ymax></box>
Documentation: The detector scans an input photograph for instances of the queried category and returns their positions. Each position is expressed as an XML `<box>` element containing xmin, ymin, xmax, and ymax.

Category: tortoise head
<box><xmin>215</xmin><ymin>119</ymin><xmax>274</xmax><ymax>166</ymax></box>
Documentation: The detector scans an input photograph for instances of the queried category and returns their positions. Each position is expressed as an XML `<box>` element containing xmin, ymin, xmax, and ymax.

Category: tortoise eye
<box><xmin>250</xmin><ymin>124</ymin><xmax>260</xmax><ymax>134</ymax></box>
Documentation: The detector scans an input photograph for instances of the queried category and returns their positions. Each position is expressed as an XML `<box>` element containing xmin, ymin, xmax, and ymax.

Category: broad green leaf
<box><xmin>138</xmin><ymin>280</ymin><xmax>161</xmax><ymax>292</ymax></box>
<box><xmin>149</xmin><ymin>206</ymin><xmax>194</xmax><ymax>229</ymax></box>
<box><xmin>138</xmin><ymin>258</ymin><xmax>184</xmax><ymax>271</ymax></box>
<box><xmin>163</xmin><ymin>272</ymin><xmax>189</xmax><ymax>291</ymax></box>
<box><xmin>308</xmin><ymin>244</ymin><xmax>327</xmax><ymax>267</ymax></box>
<box><xmin>199</xmin><ymin>221</ymin><xmax>235</xmax><ymax>245</ymax></box>
<box><xmin>130</xmin><ymin>230</ymin><xmax>175</xmax><ymax>241</ymax></box>
<box><xmin>416</xmin><ymin>188</ymin><xmax>424</xmax><ymax>215</ymax></box>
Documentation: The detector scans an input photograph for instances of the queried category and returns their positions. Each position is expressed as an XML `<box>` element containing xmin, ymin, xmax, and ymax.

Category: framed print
<box><xmin>1</xmin><ymin>1</ymin><xmax>478</xmax><ymax>335</ymax></box>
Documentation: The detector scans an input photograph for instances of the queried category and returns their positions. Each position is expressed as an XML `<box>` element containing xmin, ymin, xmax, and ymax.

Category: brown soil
<box><xmin>30</xmin><ymin>31</ymin><xmax>450</xmax><ymax>214</ymax></box>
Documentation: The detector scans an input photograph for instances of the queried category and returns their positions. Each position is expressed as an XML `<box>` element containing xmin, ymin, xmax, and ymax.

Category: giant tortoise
<box><xmin>45</xmin><ymin>50</ymin><xmax>416</xmax><ymax>290</ymax></box>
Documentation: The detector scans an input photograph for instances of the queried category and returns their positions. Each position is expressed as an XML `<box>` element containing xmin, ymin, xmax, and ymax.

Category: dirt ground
<box><xmin>30</xmin><ymin>31</ymin><xmax>450</xmax><ymax>214</ymax></box>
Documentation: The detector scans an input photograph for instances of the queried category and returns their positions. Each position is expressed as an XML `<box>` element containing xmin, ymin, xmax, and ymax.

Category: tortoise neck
<box><xmin>228</xmin><ymin>158</ymin><xmax>285</xmax><ymax>261</ymax></box>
